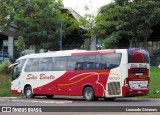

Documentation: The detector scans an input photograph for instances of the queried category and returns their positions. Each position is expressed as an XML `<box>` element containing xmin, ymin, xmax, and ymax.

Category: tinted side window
<box><xmin>101</xmin><ymin>53</ymin><xmax>121</xmax><ymax>69</ymax></box>
<box><xmin>39</xmin><ymin>57</ymin><xmax>52</xmax><ymax>71</ymax></box>
<box><xmin>53</xmin><ymin>57</ymin><xmax>67</xmax><ymax>71</ymax></box>
<box><xmin>25</xmin><ymin>58</ymin><xmax>39</xmax><ymax>72</ymax></box>
<box><xmin>67</xmin><ymin>56</ymin><xmax>83</xmax><ymax>70</ymax></box>
<box><xmin>83</xmin><ymin>55</ymin><xmax>101</xmax><ymax>70</ymax></box>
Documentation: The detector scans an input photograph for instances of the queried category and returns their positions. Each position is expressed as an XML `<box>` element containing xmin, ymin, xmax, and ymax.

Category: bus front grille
<box><xmin>108</xmin><ymin>82</ymin><xmax>120</xmax><ymax>95</ymax></box>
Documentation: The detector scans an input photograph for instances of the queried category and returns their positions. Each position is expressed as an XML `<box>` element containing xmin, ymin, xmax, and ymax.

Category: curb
<box><xmin>0</xmin><ymin>97</ymin><xmax>18</xmax><ymax>99</ymax></box>
<box><xmin>116</xmin><ymin>97</ymin><xmax>160</xmax><ymax>101</ymax></box>
<box><xmin>0</xmin><ymin>96</ymin><xmax>160</xmax><ymax>101</ymax></box>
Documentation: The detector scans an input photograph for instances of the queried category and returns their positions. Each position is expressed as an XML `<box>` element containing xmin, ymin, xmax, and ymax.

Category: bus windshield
<box><xmin>12</xmin><ymin>59</ymin><xmax>26</xmax><ymax>81</ymax></box>
<box><xmin>128</xmin><ymin>49</ymin><xmax>149</xmax><ymax>63</ymax></box>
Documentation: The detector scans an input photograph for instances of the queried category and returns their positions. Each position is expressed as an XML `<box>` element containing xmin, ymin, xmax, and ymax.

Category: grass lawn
<box><xmin>0</xmin><ymin>66</ymin><xmax>160</xmax><ymax>98</ymax></box>
<box><xmin>0</xmin><ymin>73</ymin><xmax>11</xmax><ymax>96</ymax></box>
<box><xmin>0</xmin><ymin>73</ymin><xmax>23</xmax><ymax>97</ymax></box>
<box><xmin>142</xmin><ymin>66</ymin><xmax>160</xmax><ymax>98</ymax></box>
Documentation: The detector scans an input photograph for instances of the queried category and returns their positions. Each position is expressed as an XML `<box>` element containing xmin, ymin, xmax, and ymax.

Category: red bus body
<box><xmin>11</xmin><ymin>49</ymin><xmax>150</xmax><ymax>100</ymax></box>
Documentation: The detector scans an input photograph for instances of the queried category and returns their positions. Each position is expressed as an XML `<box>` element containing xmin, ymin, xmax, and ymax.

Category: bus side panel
<box><xmin>120</xmin><ymin>64</ymin><xmax>128</xmax><ymax>96</ymax></box>
<box><xmin>33</xmin><ymin>70</ymin><xmax>110</xmax><ymax>97</ymax></box>
<box><xmin>105</xmin><ymin>67</ymin><xmax>122</xmax><ymax>97</ymax></box>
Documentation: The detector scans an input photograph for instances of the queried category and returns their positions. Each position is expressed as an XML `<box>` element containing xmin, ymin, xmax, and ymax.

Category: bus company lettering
<box><xmin>139</xmin><ymin>64</ymin><xmax>147</xmax><ymax>68</ymax></box>
<box><xmin>40</xmin><ymin>74</ymin><xmax>55</xmax><ymax>80</ymax></box>
<box><xmin>27</xmin><ymin>74</ymin><xmax>37</xmax><ymax>80</ymax></box>
<box><xmin>131</xmin><ymin>64</ymin><xmax>147</xmax><ymax>68</ymax></box>
<box><xmin>26</xmin><ymin>74</ymin><xmax>55</xmax><ymax>80</ymax></box>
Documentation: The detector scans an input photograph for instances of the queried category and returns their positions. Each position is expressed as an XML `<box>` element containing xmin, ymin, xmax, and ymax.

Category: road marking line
<box><xmin>12</xmin><ymin>100</ymin><xmax>72</xmax><ymax>104</ymax></box>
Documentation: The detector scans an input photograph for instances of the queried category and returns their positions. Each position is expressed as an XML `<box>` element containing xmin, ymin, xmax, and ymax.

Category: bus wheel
<box><xmin>25</xmin><ymin>87</ymin><xmax>34</xmax><ymax>99</ymax></box>
<box><xmin>83</xmin><ymin>87</ymin><xmax>95</xmax><ymax>101</ymax></box>
<box><xmin>46</xmin><ymin>95</ymin><xmax>54</xmax><ymax>99</ymax></box>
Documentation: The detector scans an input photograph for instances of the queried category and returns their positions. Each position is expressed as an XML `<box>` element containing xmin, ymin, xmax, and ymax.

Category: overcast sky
<box><xmin>63</xmin><ymin>0</ymin><xmax>112</xmax><ymax>16</ymax></box>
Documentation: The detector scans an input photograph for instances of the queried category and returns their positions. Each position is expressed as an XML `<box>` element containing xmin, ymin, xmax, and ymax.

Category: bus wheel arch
<box><xmin>24</xmin><ymin>84</ymin><xmax>34</xmax><ymax>99</ymax></box>
<box><xmin>82</xmin><ymin>85</ymin><xmax>97</xmax><ymax>101</ymax></box>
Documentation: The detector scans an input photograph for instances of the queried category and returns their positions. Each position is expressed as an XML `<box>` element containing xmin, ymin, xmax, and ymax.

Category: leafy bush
<box><xmin>0</xmin><ymin>60</ymin><xmax>12</xmax><ymax>74</ymax></box>
<box><xmin>0</xmin><ymin>64</ymin><xmax>3</xmax><ymax>73</ymax></box>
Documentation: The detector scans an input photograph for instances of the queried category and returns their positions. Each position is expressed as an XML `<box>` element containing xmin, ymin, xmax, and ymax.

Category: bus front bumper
<box><xmin>11</xmin><ymin>90</ymin><xmax>23</xmax><ymax>94</ymax></box>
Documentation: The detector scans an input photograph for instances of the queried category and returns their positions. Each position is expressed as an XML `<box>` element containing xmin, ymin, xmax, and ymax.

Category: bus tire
<box><xmin>83</xmin><ymin>87</ymin><xmax>95</xmax><ymax>101</ymax></box>
<box><xmin>46</xmin><ymin>95</ymin><xmax>54</xmax><ymax>99</ymax></box>
<box><xmin>25</xmin><ymin>87</ymin><xmax>34</xmax><ymax>99</ymax></box>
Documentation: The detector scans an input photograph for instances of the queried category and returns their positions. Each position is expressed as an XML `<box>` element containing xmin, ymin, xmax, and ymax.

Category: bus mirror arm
<box><xmin>8</xmin><ymin>63</ymin><xmax>19</xmax><ymax>69</ymax></box>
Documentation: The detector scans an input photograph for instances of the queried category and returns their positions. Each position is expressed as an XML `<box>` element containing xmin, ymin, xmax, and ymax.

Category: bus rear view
<box><xmin>123</xmin><ymin>49</ymin><xmax>150</xmax><ymax>97</ymax></box>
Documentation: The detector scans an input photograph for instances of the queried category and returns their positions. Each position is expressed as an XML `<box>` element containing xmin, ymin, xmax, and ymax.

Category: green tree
<box><xmin>114</xmin><ymin>0</ymin><xmax>128</xmax><ymax>5</ymax></box>
<box><xmin>17</xmin><ymin>36</ymin><xmax>25</xmax><ymax>56</ymax></box>
<box><xmin>114</xmin><ymin>0</ymin><xmax>150</xmax><ymax>5</ymax></box>
<box><xmin>78</xmin><ymin>14</ymin><xmax>97</xmax><ymax>50</ymax></box>
<box><xmin>8</xmin><ymin>0</ymin><xmax>78</xmax><ymax>52</ymax></box>
<box><xmin>0</xmin><ymin>1</ymin><xmax>12</xmax><ymax>32</ymax></box>
<box><xmin>76</xmin><ymin>4</ymin><xmax>100</xmax><ymax>50</ymax></box>
<box><xmin>96</xmin><ymin>1</ymin><xmax>160</xmax><ymax>48</ymax></box>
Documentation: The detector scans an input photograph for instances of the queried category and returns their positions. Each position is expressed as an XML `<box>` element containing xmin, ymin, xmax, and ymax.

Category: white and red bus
<box><xmin>10</xmin><ymin>49</ymin><xmax>150</xmax><ymax>101</ymax></box>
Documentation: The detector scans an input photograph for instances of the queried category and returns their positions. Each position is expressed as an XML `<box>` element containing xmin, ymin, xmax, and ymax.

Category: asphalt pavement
<box><xmin>0</xmin><ymin>96</ymin><xmax>160</xmax><ymax>115</ymax></box>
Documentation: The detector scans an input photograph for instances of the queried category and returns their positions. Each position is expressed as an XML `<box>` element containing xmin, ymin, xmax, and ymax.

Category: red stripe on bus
<box><xmin>71</xmin><ymin>50</ymin><xmax>116</xmax><ymax>56</ymax></box>
<box><xmin>71</xmin><ymin>52</ymin><xmax>100</xmax><ymax>56</ymax></box>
